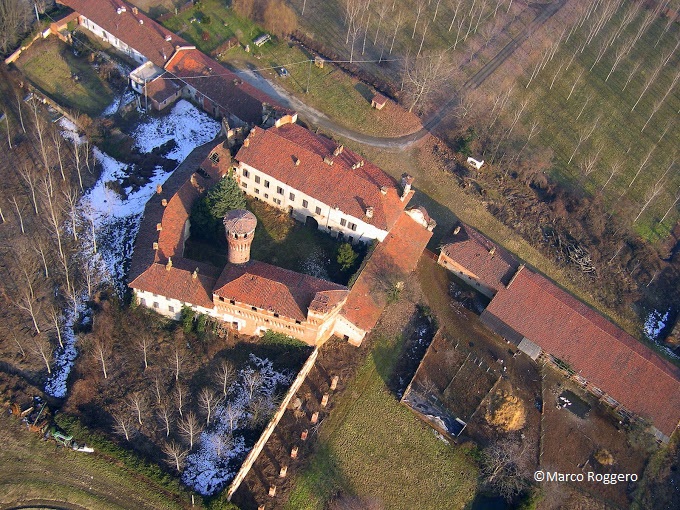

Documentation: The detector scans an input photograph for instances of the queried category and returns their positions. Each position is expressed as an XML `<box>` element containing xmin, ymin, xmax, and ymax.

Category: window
<box><xmin>274</xmin><ymin>313</ymin><xmax>279</xmax><ymax>318</ymax></box>
<box><xmin>254</xmin><ymin>188</ymin><xmax>259</xmax><ymax>194</ymax></box>
<box><xmin>230</xmin><ymin>300</ymin><xmax>235</xmax><ymax>305</ymax></box>
<box><xmin>274</xmin><ymin>198</ymin><xmax>282</xmax><ymax>205</ymax></box>
<box><xmin>340</xmin><ymin>218</ymin><xmax>347</xmax><ymax>227</ymax></box>
<box><xmin>209</xmin><ymin>152</ymin><xmax>220</xmax><ymax>163</ymax></box>
<box><xmin>153</xmin><ymin>302</ymin><xmax>159</xmax><ymax>309</ymax></box>
<box><xmin>218</xmin><ymin>296</ymin><xmax>225</xmax><ymax>302</ymax></box>
<box><xmin>295</xmin><ymin>320</ymin><xmax>301</xmax><ymax>325</ymax></box>
<box><xmin>241</xmin><ymin>182</ymin><xmax>247</xmax><ymax>188</ymax></box>
<box><xmin>348</xmin><ymin>222</ymin><xmax>357</xmax><ymax>231</ymax></box>
<box><xmin>168</xmin><ymin>305</ymin><xmax>175</xmax><ymax>313</ymax></box>
<box><xmin>264</xmin><ymin>193</ymin><xmax>269</xmax><ymax>199</ymax></box>
<box><xmin>264</xmin><ymin>180</ymin><xmax>270</xmax><ymax>188</ymax></box>
<box><xmin>242</xmin><ymin>169</ymin><xmax>249</xmax><ymax>178</ymax></box>
<box><xmin>251</xmin><ymin>306</ymin><xmax>257</xmax><ymax>311</ymax></box>
<box><xmin>302</xmin><ymin>199</ymin><xmax>308</xmax><ymax>208</ymax></box>
<box><xmin>277</xmin><ymin>186</ymin><xmax>284</xmax><ymax>195</ymax></box>
<box><xmin>315</xmin><ymin>206</ymin><xmax>322</xmax><ymax>215</ymax></box>
<box><xmin>139</xmin><ymin>298</ymin><xmax>146</xmax><ymax>306</ymax></box>
<box><xmin>289</xmin><ymin>192</ymin><xmax>295</xmax><ymax>201</ymax></box>
<box><xmin>255</xmin><ymin>175</ymin><xmax>260</xmax><ymax>184</ymax></box>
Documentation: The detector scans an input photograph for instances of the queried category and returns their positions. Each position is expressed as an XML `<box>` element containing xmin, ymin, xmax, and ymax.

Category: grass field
<box><xmin>0</xmin><ymin>412</ymin><xmax>193</xmax><ymax>510</ymax></box>
<box><xmin>15</xmin><ymin>37</ymin><xmax>115</xmax><ymax>117</ymax></box>
<box><xmin>285</xmin><ymin>333</ymin><xmax>479</xmax><ymax>510</ymax></box>
<box><xmin>508</xmin><ymin>3</ymin><xmax>680</xmax><ymax>240</ymax></box>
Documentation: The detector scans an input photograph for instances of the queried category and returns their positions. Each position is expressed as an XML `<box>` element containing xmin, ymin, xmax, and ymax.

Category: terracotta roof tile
<box><xmin>485</xmin><ymin>268</ymin><xmax>680</xmax><ymax>437</ymax></box>
<box><xmin>440</xmin><ymin>224</ymin><xmax>520</xmax><ymax>291</ymax></box>
<box><xmin>59</xmin><ymin>0</ymin><xmax>185</xmax><ymax>67</ymax></box>
<box><xmin>235</xmin><ymin>124</ymin><xmax>411</xmax><ymax>231</ymax></box>
<box><xmin>146</xmin><ymin>73</ymin><xmax>182</xmax><ymax>104</ymax></box>
<box><xmin>341</xmin><ymin>211</ymin><xmax>432</xmax><ymax>331</ymax></box>
<box><xmin>129</xmin><ymin>258</ymin><xmax>218</xmax><ymax>309</ymax></box>
<box><xmin>214</xmin><ymin>261</ymin><xmax>348</xmax><ymax>321</ymax></box>
<box><xmin>164</xmin><ymin>48</ymin><xmax>290</xmax><ymax>125</ymax></box>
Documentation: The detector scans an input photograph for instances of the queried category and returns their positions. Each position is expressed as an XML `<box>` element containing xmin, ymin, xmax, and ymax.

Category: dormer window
<box><xmin>230</xmin><ymin>300</ymin><xmax>236</xmax><ymax>305</ymax></box>
<box><xmin>209</xmin><ymin>152</ymin><xmax>220</xmax><ymax>164</ymax></box>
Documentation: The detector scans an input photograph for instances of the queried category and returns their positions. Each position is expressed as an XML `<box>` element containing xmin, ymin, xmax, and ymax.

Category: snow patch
<box><xmin>182</xmin><ymin>355</ymin><xmax>293</xmax><ymax>496</ymax></box>
<box><xmin>102</xmin><ymin>89</ymin><xmax>136</xmax><ymax>117</ymax></box>
<box><xmin>645</xmin><ymin>309</ymin><xmax>669</xmax><ymax>340</ymax></box>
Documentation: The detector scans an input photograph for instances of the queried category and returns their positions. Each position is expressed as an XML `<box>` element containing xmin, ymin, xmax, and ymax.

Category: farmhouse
<box><xmin>438</xmin><ymin>222</ymin><xmax>680</xmax><ymax>442</ymax></box>
<box><xmin>232</xmin><ymin>123</ymin><xmax>415</xmax><ymax>243</ymax></box>
<box><xmin>58</xmin><ymin>0</ymin><xmax>295</xmax><ymax>127</ymax></box>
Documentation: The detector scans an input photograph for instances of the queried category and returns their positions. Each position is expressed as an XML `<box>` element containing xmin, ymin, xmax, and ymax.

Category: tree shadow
<box><xmin>353</xmin><ymin>81</ymin><xmax>374</xmax><ymax>104</ymax></box>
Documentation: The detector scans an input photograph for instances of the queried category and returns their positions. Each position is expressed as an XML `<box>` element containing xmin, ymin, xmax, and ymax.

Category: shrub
<box><xmin>337</xmin><ymin>242</ymin><xmax>358</xmax><ymax>272</ymax></box>
<box><xmin>180</xmin><ymin>305</ymin><xmax>195</xmax><ymax>333</ymax></box>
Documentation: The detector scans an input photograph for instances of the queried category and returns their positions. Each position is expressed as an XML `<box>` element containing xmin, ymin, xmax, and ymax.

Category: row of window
<box><xmin>241</xmin><ymin>167</ymin><xmax>358</xmax><ymax>231</ymax></box>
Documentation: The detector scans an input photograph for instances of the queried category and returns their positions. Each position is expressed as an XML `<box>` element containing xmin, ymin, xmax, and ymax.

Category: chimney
<box><xmin>166</xmin><ymin>257</ymin><xmax>172</xmax><ymax>271</ymax></box>
<box><xmin>380</xmin><ymin>186</ymin><xmax>387</xmax><ymax>195</ymax></box>
<box><xmin>333</xmin><ymin>145</ymin><xmax>344</xmax><ymax>156</ymax></box>
<box><xmin>132</xmin><ymin>7</ymin><xmax>138</xmax><ymax>15</ymax></box>
<box><xmin>156</xmin><ymin>223</ymin><xmax>162</xmax><ymax>231</ymax></box>
<box><xmin>365</xmin><ymin>206</ymin><xmax>374</xmax><ymax>219</ymax></box>
<box><xmin>192</xmin><ymin>268</ymin><xmax>199</xmax><ymax>279</ymax></box>
<box><xmin>165</xmin><ymin>34</ymin><xmax>172</xmax><ymax>42</ymax></box>
<box><xmin>489</xmin><ymin>247</ymin><xmax>496</xmax><ymax>256</ymax></box>
<box><xmin>323</xmin><ymin>156</ymin><xmax>334</xmax><ymax>166</ymax></box>
<box><xmin>401</xmin><ymin>173</ymin><xmax>414</xmax><ymax>197</ymax></box>
<box><xmin>453</xmin><ymin>225</ymin><xmax>461</xmax><ymax>235</ymax></box>
<box><xmin>152</xmin><ymin>242</ymin><xmax>159</xmax><ymax>250</ymax></box>
<box><xmin>161</xmin><ymin>198</ymin><xmax>168</xmax><ymax>207</ymax></box>
<box><xmin>139</xmin><ymin>19</ymin><xmax>144</xmax><ymax>25</ymax></box>
<box><xmin>156</xmin><ymin>184</ymin><xmax>162</xmax><ymax>194</ymax></box>
<box><xmin>294</xmin><ymin>156</ymin><xmax>300</xmax><ymax>166</ymax></box>
<box><xmin>360</xmin><ymin>160</ymin><xmax>364</xmax><ymax>167</ymax></box>
<box><xmin>243</xmin><ymin>138</ymin><xmax>250</xmax><ymax>147</ymax></box>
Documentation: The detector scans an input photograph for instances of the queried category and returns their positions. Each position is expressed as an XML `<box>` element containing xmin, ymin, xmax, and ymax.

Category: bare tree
<box><xmin>344</xmin><ymin>0</ymin><xmax>363</xmax><ymax>44</ymax></box>
<box><xmin>178</xmin><ymin>411</ymin><xmax>203</xmax><ymax>450</ymax></box>
<box><xmin>113</xmin><ymin>412</ymin><xmax>135</xmax><ymax>441</ymax></box>
<box><xmin>389</xmin><ymin>10</ymin><xmax>403</xmax><ymax>54</ymax></box>
<box><xmin>634</xmin><ymin>178</ymin><xmax>666</xmax><ymax>223</ymax></box>
<box><xmin>15</xmin><ymin>289</ymin><xmax>42</xmax><ymax>335</ymax></box>
<box><xmin>162</xmin><ymin>441</ymin><xmax>187</xmax><ymax>472</ymax></box>
<box><xmin>412</xmin><ymin>0</ymin><xmax>426</xmax><ymax>39</ymax></box>
<box><xmin>215</xmin><ymin>360</ymin><xmax>236</xmax><ymax>397</ymax></box>
<box><xmin>374</xmin><ymin>0</ymin><xmax>390</xmax><ymax>43</ymax></box>
<box><xmin>225</xmin><ymin>402</ymin><xmax>241</xmax><ymax>433</ymax></box>
<box><xmin>10</xmin><ymin>195</ymin><xmax>25</xmax><ymax>234</ymax></box>
<box><xmin>171</xmin><ymin>343</ymin><xmax>186</xmax><ymax>382</ymax></box>
<box><xmin>47</xmin><ymin>306</ymin><xmax>63</xmax><ymax>349</ymax></box>
<box><xmin>660</xmin><ymin>186</ymin><xmax>680</xmax><ymax>224</ymax></box>
<box><xmin>128</xmin><ymin>391</ymin><xmax>146</xmax><ymax>426</ymax></box>
<box><xmin>198</xmin><ymin>387</ymin><xmax>221</xmax><ymax>426</ymax></box>
<box><xmin>157</xmin><ymin>405</ymin><xmax>173</xmax><ymax>437</ymax></box>
<box><xmin>248</xmin><ymin>395</ymin><xmax>276</xmax><ymax>428</ymax></box>
<box><xmin>28</xmin><ymin>334</ymin><xmax>53</xmax><ymax>374</ymax></box>
<box><xmin>601</xmin><ymin>159</ymin><xmax>622</xmax><ymax>192</ymax></box>
<box><xmin>482</xmin><ymin>438</ymin><xmax>531</xmax><ymax>500</ymax></box>
<box><xmin>175</xmin><ymin>382</ymin><xmax>187</xmax><ymax>417</ymax></box>
<box><xmin>622</xmin><ymin>60</ymin><xmax>641</xmax><ymax>91</ymax></box>
<box><xmin>631</xmin><ymin>58</ymin><xmax>664</xmax><ymax>111</ymax></box>
<box><xmin>91</xmin><ymin>335</ymin><xmax>112</xmax><ymax>379</ymax></box>
<box><xmin>18</xmin><ymin>164</ymin><xmax>39</xmax><ymax>215</ymax></box>
<box><xmin>448</xmin><ymin>0</ymin><xmax>463</xmax><ymax>32</ymax></box>
<box><xmin>243</xmin><ymin>369</ymin><xmax>263</xmax><ymax>400</ymax></box>
<box><xmin>629</xmin><ymin>145</ymin><xmax>654</xmax><ymax>188</ymax></box>
<box><xmin>136</xmin><ymin>331</ymin><xmax>152</xmax><ymax>370</ymax></box>
<box><xmin>402</xmin><ymin>51</ymin><xmax>448</xmax><ymax>113</ymax></box>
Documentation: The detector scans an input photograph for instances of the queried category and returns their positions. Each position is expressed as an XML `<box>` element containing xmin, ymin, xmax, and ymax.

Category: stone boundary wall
<box><xmin>226</xmin><ymin>346</ymin><xmax>319</xmax><ymax>501</ymax></box>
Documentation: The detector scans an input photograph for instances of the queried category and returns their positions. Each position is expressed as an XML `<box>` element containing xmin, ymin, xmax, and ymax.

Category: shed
<box><xmin>371</xmin><ymin>93</ymin><xmax>388</xmax><ymax>110</ymax></box>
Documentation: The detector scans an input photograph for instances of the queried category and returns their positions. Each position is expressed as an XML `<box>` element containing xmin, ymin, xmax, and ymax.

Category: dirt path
<box><xmin>240</xmin><ymin>0</ymin><xmax>566</xmax><ymax>150</ymax></box>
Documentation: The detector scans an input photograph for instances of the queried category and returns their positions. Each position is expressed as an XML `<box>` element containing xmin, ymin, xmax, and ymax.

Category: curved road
<box><xmin>240</xmin><ymin>0</ymin><xmax>566</xmax><ymax>150</ymax></box>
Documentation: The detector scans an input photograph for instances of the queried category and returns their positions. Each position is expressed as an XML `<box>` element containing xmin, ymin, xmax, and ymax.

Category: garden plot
<box><xmin>402</xmin><ymin>329</ymin><xmax>500</xmax><ymax>439</ymax></box>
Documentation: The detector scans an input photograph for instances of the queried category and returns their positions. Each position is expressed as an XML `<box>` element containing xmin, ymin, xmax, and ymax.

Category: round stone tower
<box><xmin>223</xmin><ymin>209</ymin><xmax>257</xmax><ymax>264</ymax></box>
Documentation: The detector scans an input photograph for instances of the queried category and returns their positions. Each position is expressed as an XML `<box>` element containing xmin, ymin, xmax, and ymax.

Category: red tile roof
<box><xmin>129</xmin><ymin>257</ymin><xmax>219</xmax><ymax>309</ymax></box>
<box><xmin>146</xmin><ymin>73</ymin><xmax>182</xmax><ymax>104</ymax></box>
<box><xmin>59</xmin><ymin>0</ymin><xmax>185</xmax><ymax>67</ymax></box>
<box><xmin>235</xmin><ymin>124</ymin><xmax>412</xmax><ymax>232</ymax></box>
<box><xmin>485</xmin><ymin>268</ymin><xmax>680</xmax><ymax>437</ymax></box>
<box><xmin>341</xmin><ymin>211</ymin><xmax>432</xmax><ymax>331</ymax></box>
<box><xmin>214</xmin><ymin>261</ymin><xmax>348</xmax><ymax>322</ymax></box>
<box><xmin>128</xmin><ymin>141</ymin><xmax>225</xmax><ymax>282</ymax></box>
<box><xmin>372</xmin><ymin>93</ymin><xmax>387</xmax><ymax>106</ymax></box>
<box><xmin>440</xmin><ymin>224</ymin><xmax>520</xmax><ymax>291</ymax></box>
<box><xmin>164</xmin><ymin>48</ymin><xmax>289</xmax><ymax>125</ymax></box>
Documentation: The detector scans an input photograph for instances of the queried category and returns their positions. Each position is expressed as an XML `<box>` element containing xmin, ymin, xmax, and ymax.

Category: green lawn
<box><xmin>160</xmin><ymin>0</ymin><xmax>264</xmax><ymax>55</ymax></box>
<box><xmin>16</xmin><ymin>37</ymin><xmax>115</xmax><ymax>117</ymax></box>
<box><xmin>286</xmin><ymin>334</ymin><xmax>479</xmax><ymax>510</ymax></box>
